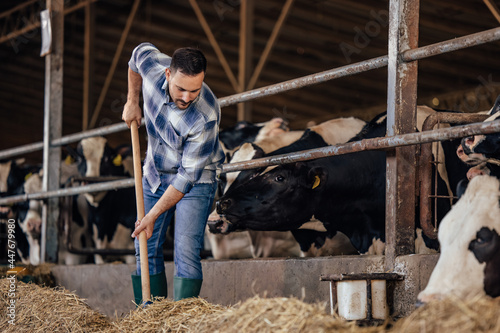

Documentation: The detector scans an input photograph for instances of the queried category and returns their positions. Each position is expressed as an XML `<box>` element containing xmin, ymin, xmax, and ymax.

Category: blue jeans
<box><xmin>135</xmin><ymin>174</ymin><xmax>216</xmax><ymax>280</ymax></box>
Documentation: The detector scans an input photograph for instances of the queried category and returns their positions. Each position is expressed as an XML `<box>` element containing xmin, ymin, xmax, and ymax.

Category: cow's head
<box><xmin>17</xmin><ymin>172</ymin><xmax>43</xmax><ymax>265</ymax></box>
<box><xmin>75</xmin><ymin>137</ymin><xmax>129</xmax><ymax>178</ymax></box>
<box><xmin>211</xmin><ymin>162</ymin><xmax>326</xmax><ymax>234</ymax></box>
<box><xmin>0</xmin><ymin>158</ymin><xmax>40</xmax><ymax>220</ymax></box>
<box><xmin>461</xmin><ymin>96</ymin><xmax>500</xmax><ymax>165</ymax></box>
<box><xmin>72</xmin><ymin>137</ymin><xmax>131</xmax><ymax>206</ymax></box>
<box><xmin>418</xmin><ymin>175</ymin><xmax>500</xmax><ymax>303</ymax></box>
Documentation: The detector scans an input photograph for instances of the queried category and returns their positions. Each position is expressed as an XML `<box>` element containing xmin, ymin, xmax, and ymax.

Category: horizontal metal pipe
<box><xmin>0</xmin><ymin>120</ymin><xmax>144</xmax><ymax>160</ymax></box>
<box><xmin>218</xmin><ymin>56</ymin><xmax>389</xmax><ymax>107</ymax></box>
<box><xmin>219</xmin><ymin>119</ymin><xmax>500</xmax><ymax>174</ymax></box>
<box><xmin>0</xmin><ymin>178</ymin><xmax>134</xmax><ymax>205</ymax></box>
<box><xmin>403</xmin><ymin>26</ymin><xmax>500</xmax><ymax>62</ymax></box>
<box><xmin>2</xmin><ymin>120</ymin><xmax>498</xmax><ymax>206</ymax></box>
<box><xmin>1</xmin><ymin>27</ymin><xmax>500</xmax><ymax>160</ymax></box>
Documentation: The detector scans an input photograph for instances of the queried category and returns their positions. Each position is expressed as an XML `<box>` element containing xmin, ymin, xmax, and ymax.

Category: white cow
<box><xmin>418</xmin><ymin>175</ymin><xmax>500</xmax><ymax>302</ymax></box>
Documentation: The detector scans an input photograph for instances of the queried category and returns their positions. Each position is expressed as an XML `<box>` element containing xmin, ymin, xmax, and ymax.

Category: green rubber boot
<box><xmin>173</xmin><ymin>276</ymin><xmax>202</xmax><ymax>301</ymax></box>
<box><xmin>131</xmin><ymin>270</ymin><xmax>168</xmax><ymax>306</ymax></box>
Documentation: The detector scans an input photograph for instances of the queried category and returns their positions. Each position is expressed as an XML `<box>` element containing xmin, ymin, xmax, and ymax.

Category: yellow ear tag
<box><xmin>64</xmin><ymin>155</ymin><xmax>74</xmax><ymax>165</ymax></box>
<box><xmin>113</xmin><ymin>154</ymin><xmax>123</xmax><ymax>166</ymax></box>
<box><xmin>24</xmin><ymin>172</ymin><xmax>33</xmax><ymax>181</ymax></box>
<box><xmin>312</xmin><ymin>175</ymin><xmax>320</xmax><ymax>189</ymax></box>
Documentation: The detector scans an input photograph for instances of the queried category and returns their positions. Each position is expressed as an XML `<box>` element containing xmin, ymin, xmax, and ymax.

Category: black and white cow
<box><xmin>72</xmin><ymin>136</ymin><xmax>136</xmax><ymax>264</ymax></box>
<box><xmin>461</xmin><ymin>95</ymin><xmax>500</xmax><ymax>164</ymax></box>
<box><xmin>418</xmin><ymin>175</ymin><xmax>500</xmax><ymax>302</ymax></box>
<box><xmin>0</xmin><ymin>159</ymin><xmax>41</xmax><ymax>264</ymax></box>
<box><xmin>455</xmin><ymin>96</ymin><xmax>500</xmax><ymax>196</ymax></box>
<box><xmin>207</xmin><ymin>117</ymin><xmax>366</xmax><ymax>259</ymax></box>
<box><xmin>6</xmin><ymin>158</ymin><xmax>92</xmax><ymax>265</ymax></box>
<box><xmin>213</xmin><ymin>109</ymin><xmax>469</xmax><ymax>255</ymax></box>
<box><xmin>219</xmin><ymin>117</ymin><xmax>289</xmax><ymax>152</ymax></box>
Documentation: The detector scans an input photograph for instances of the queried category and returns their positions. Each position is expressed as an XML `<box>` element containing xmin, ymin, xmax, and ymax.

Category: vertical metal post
<box><xmin>82</xmin><ymin>1</ymin><xmax>95</xmax><ymax>131</ymax></box>
<box><xmin>237</xmin><ymin>0</ymin><xmax>254</xmax><ymax>122</ymax></box>
<box><xmin>41</xmin><ymin>0</ymin><xmax>63</xmax><ymax>263</ymax></box>
<box><xmin>385</xmin><ymin>0</ymin><xmax>420</xmax><ymax>270</ymax></box>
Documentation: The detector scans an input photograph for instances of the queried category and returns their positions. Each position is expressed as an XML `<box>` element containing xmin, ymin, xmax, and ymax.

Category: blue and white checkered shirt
<box><xmin>129</xmin><ymin>43</ymin><xmax>225</xmax><ymax>194</ymax></box>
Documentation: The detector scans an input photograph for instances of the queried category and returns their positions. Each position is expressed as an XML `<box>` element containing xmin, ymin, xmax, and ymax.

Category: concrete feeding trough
<box><xmin>320</xmin><ymin>273</ymin><xmax>404</xmax><ymax>322</ymax></box>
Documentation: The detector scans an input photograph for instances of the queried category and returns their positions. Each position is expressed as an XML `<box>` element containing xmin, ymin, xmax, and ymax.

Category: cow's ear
<box><xmin>491</xmin><ymin>94</ymin><xmax>500</xmax><ymax>116</ymax></box>
<box><xmin>307</xmin><ymin>167</ymin><xmax>327</xmax><ymax>190</ymax></box>
<box><xmin>64</xmin><ymin>145</ymin><xmax>82</xmax><ymax>162</ymax></box>
<box><xmin>116</xmin><ymin>145</ymin><xmax>133</xmax><ymax>158</ymax></box>
<box><xmin>250</xmin><ymin>143</ymin><xmax>265</xmax><ymax>159</ymax></box>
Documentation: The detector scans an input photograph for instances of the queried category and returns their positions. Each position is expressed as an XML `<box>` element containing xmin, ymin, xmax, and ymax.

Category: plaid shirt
<box><xmin>129</xmin><ymin>43</ymin><xmax>225</xmax><ymax>194</ymax></box>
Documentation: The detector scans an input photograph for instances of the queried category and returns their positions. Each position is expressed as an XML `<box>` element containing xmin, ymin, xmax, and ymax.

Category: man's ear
<box><xmin>308</xmin><ymin>166</ymin><xmax>327</xmax><ymax>190</ymax></box>
<box><xmin>165</xmin><ymin>68</ymin><xmax>171</xmax><ymax>80</ymax></box>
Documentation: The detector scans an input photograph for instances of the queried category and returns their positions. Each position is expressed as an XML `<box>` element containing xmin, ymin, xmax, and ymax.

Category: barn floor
<box><xmin>50</xmin><ymin>254</ymin><xmax>438</xmax><ymax>318</ymax></box>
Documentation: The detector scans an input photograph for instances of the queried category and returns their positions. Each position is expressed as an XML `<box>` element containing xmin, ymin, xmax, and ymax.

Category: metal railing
<box><xmin>1</xmin><ymin>11</ymin><xmax>500</xmax><ymax>261</ymax></box>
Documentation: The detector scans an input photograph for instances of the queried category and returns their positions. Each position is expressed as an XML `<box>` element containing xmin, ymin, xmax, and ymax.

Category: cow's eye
<box><xmin>475</xmin><ymin>228</ymin><xmax>493</xmax><ymax>245</ymax></box>
<box><xmin>275</xmin><ymin>175</ymin><xmax>284</xmax><ymax>182</ymax></box>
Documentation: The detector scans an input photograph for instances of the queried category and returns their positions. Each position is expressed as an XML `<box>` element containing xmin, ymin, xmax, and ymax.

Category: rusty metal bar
<box><xmin>0</xmin><ymin>178</ymin><xmax>134</xmax><ymax>206</ymax></box>
<box><xmin>2</xmin><ymin>26</ymin><xmax>500</xmax><ymax>160</ymax></box>
<box><xmin>385</xmin><ymin>0</ymin><xmax>420</xmax><ymax>267</ymax></box>
<box><xmin>219</xmin><ymin>55</ymin><xmax>389</xmax><ymax>108</ymax></box>
<box><xmin>41</xmin><ymin>0</ymin><xmax>64</xmax><ymax>263</ymax></box>
<box><xmin>419</xmin><ymin>112</ymin><xmax>489</xmax><ymax>239</ymax></box>
<box><xmin>219</xmin><ymin>119</ymin><xmax>500</xmax><ymax>174</ymax></box>
<box><xmin>402</xmin><ymin>26</ymin><xmax>500</xmax><ymax>62</ymax></box>
<box><xmin>0</xmin><ymin>120</ymin><xmax>144</xmax><ymax>160</ymax></box>
<box><xmin>220</xmin><ymin>26</ymin><xmax>500</xmax><ymax>108</ymax></box>
<box><xmin>320</xmin><ymin>273</ymin><xmax>404</xmax><ymax>281</ymax></box>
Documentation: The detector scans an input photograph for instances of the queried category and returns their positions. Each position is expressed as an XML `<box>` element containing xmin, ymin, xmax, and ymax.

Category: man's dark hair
<box><xmin>171</xmin><ymin>47</ymin><xmax>207</xmax><ymax>76</ymax></box>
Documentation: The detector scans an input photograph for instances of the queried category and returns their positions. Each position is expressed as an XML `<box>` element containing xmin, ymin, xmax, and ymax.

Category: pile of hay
<box><xmin>2</xmin><ymin>277</ymin><xmax>500</xmax><ymax>333</ymax></box>
<box><xmin>0</xmin><ymin>278</ymin><xmax>111</xmax><ymax>332</ymax></box>
<box><xmin>195</xmin><ymin>296</ymin><xmax>383</xmax><ymax>333</ymax></box>
<box><xmin>390</xmin><ymin>295</ymin><xmax>500</xmax><ymax>333</ymax></box>
<box><xmin>111</xmin><ymin>296</ymin><xmax>382</xmax><ymax>333</ymax></box>
<box><xmin>111</xmin><ymin>297</ymin><xmax>228</xmax><ymax>332</ymax></box>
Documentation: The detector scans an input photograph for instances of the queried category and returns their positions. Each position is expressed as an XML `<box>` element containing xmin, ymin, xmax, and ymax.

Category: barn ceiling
<box><xmin>1</xmin><ymin>0</ymin><xmax>500</xmax><ymax>163</ymax></box>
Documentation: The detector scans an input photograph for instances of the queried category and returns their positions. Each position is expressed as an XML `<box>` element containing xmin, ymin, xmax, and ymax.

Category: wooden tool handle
<box><xmin>131</xmin><ymin>121</ymin><xmax>151</xmax><ymax>303</ymax></box>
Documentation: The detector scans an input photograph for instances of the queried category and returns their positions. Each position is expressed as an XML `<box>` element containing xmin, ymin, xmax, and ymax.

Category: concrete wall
<box><xmin>51</xmin><ymin>254</ymin><xmax>439</xmax><ymax>318</ymax></box>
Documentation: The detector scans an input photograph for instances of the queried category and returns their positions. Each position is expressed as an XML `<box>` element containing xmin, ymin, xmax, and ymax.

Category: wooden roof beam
<box><xmin>189</xmin><ymin>0</ymin><xmax>239</xmax><ymax>92</ymax></box>
<box><xmin>484</xmin><ymin>0</ymin><xmax>500</xmax><ymax>24</ymax></box>
<box><xmin>89</xmin><ymin>0</ymin><xmax>140</xmax><ymax>129</ymax></box>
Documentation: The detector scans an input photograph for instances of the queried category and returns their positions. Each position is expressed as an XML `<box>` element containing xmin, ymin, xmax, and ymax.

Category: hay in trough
<box><xmin>0</xmin><ymin>278</ymin><xmax>111</xmax><ymax>332</ymax></box>
<box><xmin>390</xmin><ymin>295</ymin><xmax>500</xmax><ymax>333</ymax></box>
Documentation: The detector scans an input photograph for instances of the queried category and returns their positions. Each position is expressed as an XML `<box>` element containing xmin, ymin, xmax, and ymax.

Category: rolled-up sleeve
<box><xmin>170</xmin><ymin>120</ymin><xmax>219</xmax><ymax>194</ymax></box>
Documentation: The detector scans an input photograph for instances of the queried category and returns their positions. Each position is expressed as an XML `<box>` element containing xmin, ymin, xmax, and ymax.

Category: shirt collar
<box><xmin>162</xmin><ymin>79</ymin><xmax>170</xmax><ymax>104</ymax></box>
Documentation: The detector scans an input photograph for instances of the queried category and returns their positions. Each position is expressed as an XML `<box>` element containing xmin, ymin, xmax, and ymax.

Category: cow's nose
<box><xmin>456</xmin><ymin>144</ymin><xmax>464</xmax><ymax>157</ymax></box>
<box><xmin>464</xmin><ymin>136</ymin><xmax>475</xmax><ymax>148</ymax></box>
<box><xmin>216</xmin><ymin>198</ymin><xmax>232</xmax><ymax>213</ymax></box>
